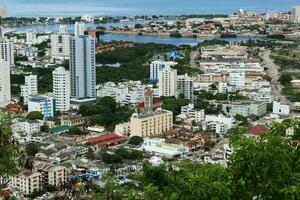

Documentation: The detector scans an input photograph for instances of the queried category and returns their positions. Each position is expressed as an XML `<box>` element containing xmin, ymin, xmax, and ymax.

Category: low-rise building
<box><xmin>115</xmin><ymin>122</ymin><xmax>131</xmax><ymax>136</ymax></box>
<box><xmin>194</xmin><ymin>73</ymin><xmax>228</xmax><ymax>83</ymax></box>
<box><xmin>60</xmin><ymin>114</ymin><xmax>85</xmax><ymax>126</ymax></box>
<box><xmin>12</xmin><ymin>119</ymin><xmax>42</xmax><ymax>135</ymax></box>
<box><xmin>10</xmin><ymin>171</ymin><xmax>42</xmax><ymax>195</ymax></box>
<box><xmin>273</xmin><ymin>101</ymin><xmax>290</xmax><ymax>116</ymax></box>
<box><xmin>142</xmin><ymin>138</ymin><xmax>189</xmax><ymax>157</ymax></box>
<box><xmin>210</xmin><ymin>100</ymin><xmax>267</xmax><ymax>117</ymax></box>
<box><xmin>205</xmin><ymin>115</ymin><xmax>234</xmax><ymax>135</ymax></box>
<box><xmin>28</xmin><ymin>95</ymin><xmax>56</xmax><ymax>118</ymax></box>
<box><xmin>179</xmin><ymin>103</ymin><xmax>205</xmax><ymax>123</ymax></box>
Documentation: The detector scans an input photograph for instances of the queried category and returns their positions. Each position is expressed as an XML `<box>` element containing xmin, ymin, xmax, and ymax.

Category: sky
<box><xmin>1</xmin><ymin>0</ymin><xmax>299</xmax><ymax>17</ymax></box>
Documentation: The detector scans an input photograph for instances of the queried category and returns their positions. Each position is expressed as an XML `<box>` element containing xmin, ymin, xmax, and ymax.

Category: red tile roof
<box><xmin>247</xmin><ymin>125</ymin><xmax>269</xmax><ymax>136</ymax></box>
<box><xmin>87</xmin><ymin>133</ymin><xmax>128</xmax><ymax>145</ymax></box>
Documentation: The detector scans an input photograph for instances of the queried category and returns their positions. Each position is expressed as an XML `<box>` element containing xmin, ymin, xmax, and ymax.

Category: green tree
<box><xmin>40</xmin><ymin>123</ymin><xmax>49</xmax><ymax>132</ymax></box>
<box><xmin>26</xmin><ymin>111</ymin><xmax>44</xmax><ymax>120</ymax></box>
<box><xmin>0</xmin><ymin>114</ymin><xmax>20</xmax><ymax>190</ymax></box>
<box><xmin>128</xmin><ymin>136</ymin><xmax>144</xmax><ymax>145</ymax></box>
<box><xmin>25</xmin><ymin>143</ymin><xmax>39</xmax><ymax>156</ymax></box>
<box><xmin>68</xmin><ymin>126</ymin><xmax>83</xmax><ymax>135</ymax></box>
<box><xmin>229</xmin><ymin>134</ymin><xmax>298</xmax><ymax>200</ymax></box>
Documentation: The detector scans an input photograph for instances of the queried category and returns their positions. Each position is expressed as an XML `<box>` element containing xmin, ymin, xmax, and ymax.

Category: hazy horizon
<box><xmin>0</xmin><ymin>0</ymin><xmax>299</xmax><ymax>17</ymax></box>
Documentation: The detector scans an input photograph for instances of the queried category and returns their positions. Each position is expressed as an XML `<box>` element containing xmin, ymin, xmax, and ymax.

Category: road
<box><xmin>189</xmin><ymin>48</ymin><xmax>200</xmax><ymax>69</ymax></box>
<box><xmin>262</xmin><ymin>49</ymin><xmax>288</xmax><ymax>103</ymax></box>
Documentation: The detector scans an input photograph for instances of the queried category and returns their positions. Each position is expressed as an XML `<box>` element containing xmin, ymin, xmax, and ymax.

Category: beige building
<box><xmin>130</xmin><ymin>109</ymin><xmax>173</xmax><ymax>137</ymax></box>
<box><xmin>10</xmin><ymin>171</ymin><xmax>42</xmax><ymax>195</ymax></box>
<box><xmin>115</xmin><ymin>122</ymin><xmax>130</xmax><ymax>136</ymax></box>
<box><xmin>60</xmin><ymin>115</ymin><xmax>85</xmax><ymax>126</ymax></box>
<box><xmin>43</xmin><ymin>165</ymin><xmax>66</xmax><ymax>186</ymax></box>
<box><xmin>194</xmin><ymin>73</ymin><xmax>228</xmax><ymax>83</ymax></box>
<box><xmin>158</xmin><ymin>65</ymin><xmax>177</xmax><ymax>97</ymax></box>
<box><xmin>292</xmin><ymin>6</ymin><xmax>300</xmax><ymax>23</ymax></box>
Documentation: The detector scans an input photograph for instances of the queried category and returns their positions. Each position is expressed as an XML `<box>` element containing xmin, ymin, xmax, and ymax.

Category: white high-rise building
<box><xmin>177</xmin><ymin>73</ymin><xmax>194</xmax><ymax>100</ymax></box>
<box><xmin>50</xmin><ymin>26</ymin><xmax>71</xmax><ymax>59</ymax></box>
<box><xmin>53</xmin><ymin>67</ymin><xmax>70</xmax><ymax>112</ymax></box>
<box><xmin>0</xmin><ymin>39</ymin><xmax>14</xmax><ymax>65</ymax></box>
<box><xmin>150</xmin><ymin>61</ymin><xmax>177</xmax><ymax>82</ymax></box>
<box><xmin>26</xmin><ymin>29</ymin><xmax>36</xmax><ymax>45</ymax></box>
<box><xmin>70</xmin><ymin>35</ymin><xmax>96</xmax><ymax>100</ymax></box>
<box><xmin>75</xmin><ymin>22</ymin><xmax>86</xmax><ymax>37</ymax></box>
<box><xmin>59</xmin><ymin>25</ymin><xmax>68</xmax><ymax>33</ymax></box>
<box><xmin>0</xmin><ymin>6</ymin><xmax>6</xmax><ymax>18</ymax></box>
<box><xmin>0</xmin><ymin>26</ymin><xmax>4</xmax><ymax>38</ymax></box>
<box><xmin>0</xmin><ymin>61</ymin><xmax>11</xmax><ymax>105</ymax></box>
<box><xmin>158</xmin><ymin>65</ymin><xmax>177</xmax><ymax>97</ymax></box>
<box><xmin>292</xmin><ymin>6</ymin><xmax>300</xmax><ymax>23</ymax></box>
<box><xmin>20</xmin><ymin>75</ymin><xmax>38</xmax><ymax>104</ymax></box>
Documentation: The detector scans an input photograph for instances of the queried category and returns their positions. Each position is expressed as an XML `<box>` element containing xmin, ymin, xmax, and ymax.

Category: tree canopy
<box><xmin>26</xmin><ymin>111</ymin><xmax>44</xmax><ymax>120</ymax></box>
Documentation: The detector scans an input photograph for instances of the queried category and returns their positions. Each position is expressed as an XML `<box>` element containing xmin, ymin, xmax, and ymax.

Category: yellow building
<box><xmin>60</xmin><ymin>115</ymin><xmax>85</xmax><ymax>126</ymax></box>
<box><xmin>194</xmin><ymin>73</ymin><xmax>228</xmax><ymax>83</ymax></box>
<box><xmin>130</xmin><ymin>109</ymin><xmax>173</xmax><ymax>137</ymax></box>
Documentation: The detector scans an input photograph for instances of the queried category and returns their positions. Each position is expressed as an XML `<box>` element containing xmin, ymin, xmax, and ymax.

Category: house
<box><xmin>86</xmin><ymin>167</ymin><xmax>110</xmax><ymax>180</ymax></box>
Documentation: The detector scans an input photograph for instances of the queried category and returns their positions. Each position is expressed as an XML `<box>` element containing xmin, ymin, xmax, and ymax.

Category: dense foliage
<box><xmin>0</xmin><ymin>115</ymin><xmax>20</xmax><ymax>190</ymax></box>
<box><xmin>128</xmin><ymin>136</ymin><xmax>144</xmax><ymax>146</ymax></box>
<box><xmin>25</xmin><ymin>143</ymin><xmax>39</xmax><ymax>156</ymax></box>
<box><xmin>68</xmin><ymin>126</ymin><xmax>84</xmax><ymax>135</ymax></box>
<box><xmin>26</xmin><ymin>111</ymin><xmax>44</xmax><ymax>120</ymax></box>
<box><xmin>96</xmin><ymin>42</ymin><xmax>199</xmax><ymax>83</ymax></box>
<box><xmin>79</xmin><ymin>97</ymin><xmax>133</xmax><ymax>130</ymax></box>
<box><xmin>161</xmin><ymin>96</ymin><xmax>190</xmax><ymax>117</ymax></box>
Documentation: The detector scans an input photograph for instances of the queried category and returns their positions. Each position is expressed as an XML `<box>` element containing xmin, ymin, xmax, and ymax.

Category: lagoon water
<box><xmin>11</xmin><ymin>23</ymin><xmax>260</xmax><ymax>46</ymax></box>
<box><xmin>3</xmin><ymin>0</ymin><xmax>300</xmax><ymax>17</ymax></box>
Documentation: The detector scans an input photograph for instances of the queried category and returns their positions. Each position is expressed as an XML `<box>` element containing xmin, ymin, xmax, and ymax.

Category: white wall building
<box><xmin>70</xmin><ymin>35</ymin><xmax>96</xmax><ymax>100</ymax></box>
<box><xmin>26</xmin><ymin>29</ymin><xmax>37</xmax><ymax>45</ymax></box>
<box><xmin>180</xmin><ymin>103</ymin><xmax>205</xmax><ymax>123</ymax></box>
<box><xmin>142</xmin><ymin>138</ymin><xmax>189</xmax><ymax>157</ymax></box>
<box><xmin>75</xmin><ymin>22</ymin><xmax>86</xmax><ymax>37</ymax></box>
<box><xmin>229</xmin><ymin>71</ymin><xmax>245</xmax><ymax>87</ymax></box>
<box><xmin>0</xmin><ymin>61</ymin><xmax>11</xmax><ymax>105</ymax></box>
<box><xmin>292</xmin><ymin>6</ymin><xmax>300</xmax><ymax>23</ymax></box>
<box><xmin>28</xmin><ymin>95</ymin><xmax>56</xmax><ymax>118</ymax></box>
<box><xmin>53</xmin><ymin>67</ymin><xmax>70</xmax><ymax>112</ymax></box>
<box><xmin>205</xmin><ymin>115</ymin><xmax>234</xmax><ymax>135</ymax></box>
<box><xmin>177</xmin><ymin>73</ymin><xmax>194</xmax><ymax>100</ymax></box>
<box><xmin>158</xmin><ymin>65</ymin><xmax>177</xmax><ymax>97</ymax></box>
<box><xmin>0</xmin><ymin>6</ymin><xmax>6</xmax><ymax>18</ymax></box>
<box><xmin>12</xmin><ymin>119</ymin><xmax>42</xmax><ymax>135</ymax></box>
<box><xmin>20</xmin><ymin>75</ymin><xmax>38</xmax><ymax>104</ymax></box>
<box><xmin>273</xmin><ymin>101</ymin><xmax>290</xmax><ymax>116</ymax></box>
<box><xmin>0</xmin><ymin>39</ymin><xmax>14</xmax><ymax>65</ymax></box>
<box><xmin>50</xmin><ymin>27</ymin><xmax>71</xmax><ymax>59</ymax></box>
<box><xmin>150</xmin><ymin>61</ymin><xmax>177</xmax><ymax>82</ymax></box>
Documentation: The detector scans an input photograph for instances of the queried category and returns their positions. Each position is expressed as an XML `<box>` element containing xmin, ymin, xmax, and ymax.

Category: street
<box><xmin>262</xmin><ymin>49</ymin><xmax>288</xmax><ymax>103</ymax></box>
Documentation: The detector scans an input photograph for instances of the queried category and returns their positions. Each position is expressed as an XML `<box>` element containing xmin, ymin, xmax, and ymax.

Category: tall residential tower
<box><xmin>70</xmin><ymin>35</ymin><xmax>96</xmax><ymax>100</ymax></box>
<box><xmin>53</xmin><ymin>67</ymin><xmax>70</xmax><ymax>111</ymax></box>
